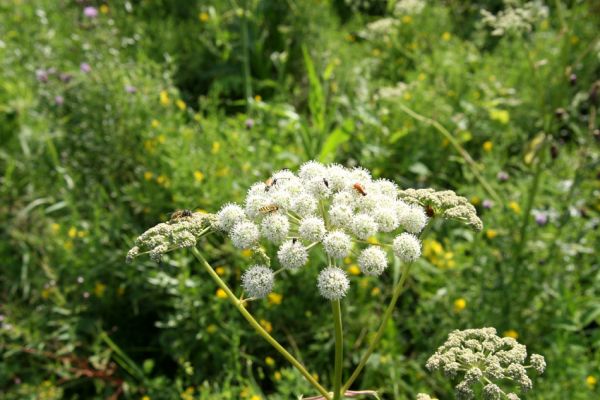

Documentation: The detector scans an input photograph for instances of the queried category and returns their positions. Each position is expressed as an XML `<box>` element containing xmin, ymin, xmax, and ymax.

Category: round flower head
<box><xmin>323</xmin><ymin>231</ymin><xmax>352</xmax><ymax>259</ymax></box>
<box><xmin>269</xmin><ymin>188</ymin><xmax>293</xmax><ymax>210</ymax></box>
<box><xmin>398</xmin><ymin>203</ymin><xmax>428</xmax><ymax>234</ymax></box>
<box><xmin>372</xmin><ymin>206</ymin><xmax>400</xmax><ymax>232</ymax></box>
<box><xmin>245</xmin><ymin>194</ymin><xmax>272</xmax><ymax>219</ymax></box>
<box><xmin>332</xmin><ymin>191</ymin><xmax>356</xmax><ymax>208</ymax></box>
<box><xmin>277</xmin><ymin>240</ymin><xmax>308</xmax><ymax>270</ymax></box>
<box><xmin>392</xmin><ymin>232</ymin><xmax>421</xmax><ymax>262</ymax></box>
<box><xmin>260</xmin><ymin>213</ymin><xmax>290</xmax><ymax>244</ymax></box>
<box><xmin>216</xmin><ymin>203</ymin><xmax>246</xmax><ymax>231</ymax></box>
<box><xmin>247</xmin><ymin>181</ymin><xmax>267</xmax><ymax>197</ymax></box>
<box><xmin>317</xmin><ymin>267</ymin><xmax>350</xmax><ymax>300</ymax></box>
<box><xmin>328</xmin><ymin>203</ymin><xmax>353</xmax><ymax>229</ymax></box>
<box><xmin>298</xmin><ymin>216</ymin><xmax>326</xmax><ymax>242</ymax></box>
<box><xmin>357</xmin><ymin>246</ymin><xmax>388</xmax><ymax>276</ymax></box>
<box><xmin>307</xmin><ymin>176</ymin><xmax>332</xmax><ymax>199</ymax></box>
<box><xmin>350</xmin><ymin>166</ymin><xmax>371</xmax><ymax>184</ymax></box>
<box><xmin>327</xmin><ymin>164</ymin><xmax>352</xmax><ymax>192</ymax></box>
<box><xmin>230</xmin><ymin>221</ymin><xmax>260</xmax><ymax>249</ymax></box>
<box><xmin>371</xmin><ymin>178</ymin><xmax>398</xmax><ymax>198</ymax></box>
<box><xmin>241</xmin><ymin>265</ymin><xmax>274</xmax><ymax>298</ymax></box>
<box><xmin>298</xmin><ymin>160</ymin><xmax>327</xmax><ymax>180</ymax></box>
<box><xmin>290</xmin><ymin>192</ymin><xmax>318</xmax><ymax>216</ymax></box>
<box><xmin>351</xmin><ymin>213</ymin><xmax>378</xmax><ymax>240</ymax></box>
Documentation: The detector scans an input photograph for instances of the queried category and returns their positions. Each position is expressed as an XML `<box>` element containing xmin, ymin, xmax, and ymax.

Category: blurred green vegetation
<box><xmin>0</xmin><ymin>0</ymin><xmax>599</xmax><ymax>399</ymax></box>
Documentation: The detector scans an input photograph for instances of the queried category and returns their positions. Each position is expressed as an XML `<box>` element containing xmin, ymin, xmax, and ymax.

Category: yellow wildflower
<box><xmin>144</xmin><ymin>171</ymin><xmax>154</xmax><ymax>181</ymax></box>
<box><xmin>156</xmin><ymin>175</ymin><xmax>168</xmax><ymax>186</ymax></box>
<box><xmin>63</xmin><ymin>240</ymin><xmax>74</xmax><ymax>250</ymax></box>
<box><xmin>216</xmin><ymin>167</ymin><xmax>230</xmax><ymax>177</ymax></box>
<box><xmin>403</xmin><ymin>92</ymin><xmax>412</xmax><ymax>101</ymax></box>
<box><xmin>68</xmin><ymin>226</ymin><xmax>77</xmax><ymax>238</ymax></box>
<box><xmin>401</xmin><ymin>15</ymin><xmax>412</xmax><ymax>24</ymax></box>
<box><xmin>41</xmin><ymin>288</ymin><xmax>51</xmax><ymax>299</ymax></box>
<box><xmin>489</xmin><ymin>109</ymin><xmax>510</xmax><ymax>124</ymax></box>
<box><xmin>199</xmin><ymin>12</ymin><xmax>209</xmax><ymax>22</ymax></box>
<box><xmin>100</xmin><ymin>4</ymin><xmax>109</xmax><ymax>14</ymax></box>
<box><xmin>216</xmin><ymin>288</ymin><xmax>227</xmax><ymax>299</ymax></box>
<box><xmin>486</xmin><ymin>229</ymin><xmax>498</xmax><ymax>239</ymax></box>
<box><xmin>211</xmin><ymin>141</ymin><xmax>221</xmax><ymax>154</ymax></box>
<box><xmin>215</xmin><ymin>266</ymin><xmax>226</xmax><ymax>276</ymax></box>
<box><xmin>268</xmin><ymin>292</ymin><xmax>282</xmax><ymax>305</ymax></box>
<box><xmin>470</xmin><ymin>196</ymin><xmax>481</xmax><ymax>206</ymax></box>
<box><xmin>51</xmin><ymin>223</ymin><xmax>60</xmax><ymax>234</ymax></box>
<box><xmin>441</xmin><ymin>32</ymin><xmax>451</xmax><ymax>41</ymax></box>
<box><xmin>151</xmin><ymin>119</ymin><xmax>160</xmax><ymax>128</ymax></box>
<box><xmin>453</xmin><ymin>298</ymin><xmax>467</xmax><ymax>312</ymax></box>
<box><xmin>371</xmin><ymin>48</ymin><xmax>381</xmax><ymax>57</ymax></box>
<box><xmin>241</xmin><ymin>249</ymin><xmax>252</xmax><ymax>258</ymax></box>
<box><xmin>274</xmin><ymin>371</ymin><xmax>282</xmax><ymax>381</ymax></box>
<box><xmin>176</xmin><ymin>99</ymin><xmax>186</xmax><ymax>110</ymax></box>
<box><xmin>159</xmin><ymin>90</ymin><xmax>170</xmax><ymax>106</ymax></box>
<box><xmin>503</xmin><ymin>330</ymin><xmax>519</xmax><ymax>339</ymax></box>
<box><xmin>586</xmin><ymin>375</ymin><xmax>597</xmax><ymax>388</ymax></box>
<box><xmin>142</xmin><ymin>396</ymin><xmax>151</xmax><ymax>400</ymax></box>
<box><xmin>417</xmin><ymin>73</ymin><xmax>426</xmax><ymax>81</ymax></box>
<box><xmin>143</xmin><ymin>139</ymin><xmax>155</xmax><ymax>153</ymax></box>
<box><xmin>343</xmin><ymin>257</ymin><xmax>352</xmax><ymax>265</ymax></box>
<box><xmin>508</xmin><ymin>201</ymin><xmax>521</xmax><ymax>214</ymax></box>
<box><xmin>157</xmin><ymin>134</ymin><xmax>166</xmax><ymax>144</ymax></box>
<box><xmin>206</xmin><ymin>324</ymin><xmax>218</xmax><ymax>334</ymax></box>
<box><xmin>371</xmin><ymin>287</ymin><xmax>381</xmax><ymax>297</ymax></box>
<box><xmin>240</xmin><ymin>387</ymin><xmax>250</xmax><ymax>398</ymax></box>
<box><xmin>77</xmin><ymin>230</ymin><xmax>87</xmax><ymax>238</ymax></box>
<box><xmin>367</xmin><ymin>236</ymin><xmax>379</xmax><ymax>244</ymax></box>
<box><xmin>250</xmin><ymin>396</ymin><xmax>261</xmax><ymax>400</ymax></box>
<box><xmin>348</xmin><ymin>265</ymin><xmax>361</xmax><ymax>276</ymax></box>
<box><xmin>260</xmin><ymin>319</ymin><xmax>273</xmax><ymax>333</ymax></box>
<box><xmin>483</xmin><ymin>141</ymin><xmax>493</xmax><ymax>152</ymax></box>
<box><xmin>194</xmin><ymin>170</ymin><xmax>205</xmax><ymax>182</ymax></box>
<box><xmin>265</xmin><ymin>356</ymin><xmax>275</xmax><ymax>367</ymax></box>
<box><xmin>254</xmin><ymin>95</ymin><xmax>262</xmax><ymax>102</ymax></box>
<box><xmin>94</xmin><ymin>282</ymin><xmax>107</xmax><ymax>297</ymax></box>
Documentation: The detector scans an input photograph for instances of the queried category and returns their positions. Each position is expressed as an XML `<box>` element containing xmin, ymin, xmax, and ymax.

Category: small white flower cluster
<box><xmin>480</xmin><ymin>0</ymin><xmax>549</xmax><ymax>37</ymax></box>
<box><xmin>127</xmin><ymin>213</ymin><xmax>214</xmax><ymax>262</ymax></box>
<box><xmin>426</xmin><ymin>328</ymin><xmax>546</xmax><ymax>400</ymax></box>
<box><xmin>216</xmin><ymin>161</ymin><xmax>430</xmax><ymax>300</ymax></box>
<box><xmin>398</xmin><ymin>188</ymin><xmax>483</xmax><ymax>231</ymax></box>
<box><xmin>394</xmin><ymin>0</ymin><xmax>426</xmax><ymax>16</ymax></box>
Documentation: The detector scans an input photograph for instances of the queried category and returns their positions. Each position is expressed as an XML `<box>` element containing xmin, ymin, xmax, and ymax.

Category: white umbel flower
<box><xmin>323</xmin><ymin>231</ymin><xmax>352</xmax><ymax>258</ymax></box>
<box><xmin>329</xmin><ymin>203</ymin><xmax>353</xmax><ymax>229</ymax></box>
<box><xmin>317</xmin><ymin>267</ymin><xmax>350</xmax><ymax>300</ymax></box>
<box><xmin>290</xmin><ymin>192</ymin><xmax>318</xmax><ymax>216</ymax></box>
<box><xmin>216</xmin><ymin>203</ymin><xmax>246</xmax><ymax>231</ymax></box>
<box><xmin>392</xmin><ymin>232</ymin><xmax>421</xmax><ymax>262</ymax></box>
<box><xmin>298</xmin><ymin>160</ymin><xmax>327</xmax><ymax>180</ymax></box>
<box><xmin>398</xmin><ymin>203</ymin><xmax>428</xmax><ymax>234</ymax></box>
<box><xmin>351</xmin><ymin>213</ymin><xmax>378</xmax><ymax>240</ymax></box>
<box><xmin>277</xmin><ymin>240</ymin><xmax>308</xmax><ymax>270</ymax></box>
<box><xmin>298</xmin><ymin>216</ymin><xmax>326</xmax><ymax>242</ymax></box>
<box><xmin>260</xmin><ymin>213</ymin><xmax>290</xmax><ymax>244</ymax></box>
<box><xmin>372</xmin><ymin>207</ymin><xmax>399</xmax><ymax>232</ymax></box>
<box><xmin>245</xmin><ymin>194</ymin><xmax>272</xmax><ymax>219</ymax></box>
<box><xmin>357</xmin><ymin>246</ymin><xmax>388</xmax><ymax>276</ymax></box>
<box><xmin>241</xmin><ymin>265</ymin><xmax>274</xmax><ymax>298</ymax></box>
<box><xmin>230</xmin><ymin>221</ymin><xmax>260</xmax><ymax>249</ymax></box>
<box><xmin>327</xmin><ymin>164</ymin><xmax>352</xmax><ymax>192</ymax></box>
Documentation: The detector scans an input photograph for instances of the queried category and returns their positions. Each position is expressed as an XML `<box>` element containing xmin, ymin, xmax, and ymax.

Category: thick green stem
<box><xmin>191</xmin><ymin>247</ymin><xmax>331</xmax><ymax>400</ymax></box>
<box><xmin>342</xmin><ymin>263</ymin><xmax>412</xmax><ymax>393</ymax></box>
<box><xmin>332</xmin><ymin>300</ymin><xmax>343</xmax><ymax>400</ymax></box>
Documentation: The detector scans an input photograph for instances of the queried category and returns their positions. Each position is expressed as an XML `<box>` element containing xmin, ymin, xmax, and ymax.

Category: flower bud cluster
<box><xmin>127</xmin><ymin>213</ymin><xmax>214</xmax><ymax>262</ymax></box>
<box><xmin>426</xmin><ymin>328</ymin><xmax>545</xmax><ymax>400</ymax></box>
<box><xmin>398</xmin><ymin>188</ymin><xmax>483</xmax><ymax>231</ymax></box>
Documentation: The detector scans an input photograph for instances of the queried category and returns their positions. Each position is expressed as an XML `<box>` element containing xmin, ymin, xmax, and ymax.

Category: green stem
<box><xmin>191</xmin><ymin>247</ymin><xmax>331</xmax><ymax>400</ymax></box>
<box><xmin>342</xmin><ymin>263</ymin><xmax>412</xmax><ymax>392</ymax></box>
<box><xmin>332</xmin><ymin>300</ymin><xmax>343</xmax><ymax>400</ymax></box>
<box><xmin>398</xmin><ymin>104</ymin><xmax>503</xmax><ymax>206</ymax></box>
<box><xmin>241</xmin><ymin>0</ymin><xmax>252</xmax><ymax>111</ymax></box>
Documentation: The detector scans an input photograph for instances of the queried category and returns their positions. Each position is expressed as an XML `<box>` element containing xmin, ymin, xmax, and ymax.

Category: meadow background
<box><xmin>1</xmin><ymin>0</ymin><xmax>599</xmax><ymax>399</ymax></box>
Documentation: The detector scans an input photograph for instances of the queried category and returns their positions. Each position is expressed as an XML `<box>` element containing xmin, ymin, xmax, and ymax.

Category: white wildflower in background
<box><xmin>426</xmin><ymin>328</ymin><xmax>545</xmax><ymax>399</ymax></box>
<box><xmin>394</xmin><ymin>0</ymin><xmax>426</xmax><ymax>15</ymax></box>
<box><xmin>480</xmin><ymin>0</ymin><xmax>549</xmax><ymax>36</ymax></box>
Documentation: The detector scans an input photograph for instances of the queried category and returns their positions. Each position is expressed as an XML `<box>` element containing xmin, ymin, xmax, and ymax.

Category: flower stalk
<box><xmin>332</xmin><ymin>299</ymin><xmax>344</xmax><ymax>400</ymax></box>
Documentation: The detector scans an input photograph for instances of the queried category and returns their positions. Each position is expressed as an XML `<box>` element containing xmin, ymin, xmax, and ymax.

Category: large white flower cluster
<box><xmin>216</xmin><ymin>161</ymin><xmax>428</xmax><ymax>300</ymax></box>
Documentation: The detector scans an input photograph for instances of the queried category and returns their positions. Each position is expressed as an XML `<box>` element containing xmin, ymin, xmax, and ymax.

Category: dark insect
<box><xmin>323</xmin><ymin>178</ymin><xmax>329</xmax><ymax>188</ymax></box>
<box><xmin>265</xmin><ymin>178</ymin><xmax>277</xmax><ymax>191</ymax></box>
<box><xmin>259</xmin><ymin>204</ymin><xmax>279</xmax><ymax>213</ymax></box>
<box><xmin>170</xmin><ymin>209</ymin><xmax>193</xmax><ymax>221</ymax></box>
<box><xmin>353</xmin><ymin>182</ymin><xmax>367</xmax><ymax>196</ymax></box>
<box><xmin>425</xmin><ymin>205</ymin><xmax>435</xmax><ymax>217</ymax></box>
<box><xmin>292</xmin><ymin>238</ymin><xmax>298</xmax><ymax>244</ymax></box>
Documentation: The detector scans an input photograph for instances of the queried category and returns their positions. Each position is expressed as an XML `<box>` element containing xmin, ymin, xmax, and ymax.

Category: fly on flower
<box><xmin>170</xmin><ymin>209</ymin><xmax>194</xmax><ymax>221</ymax></box>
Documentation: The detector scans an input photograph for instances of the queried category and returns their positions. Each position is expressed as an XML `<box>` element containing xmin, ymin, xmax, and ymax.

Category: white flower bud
<box><xmin>241</xmin><ymin>265</ymin><xmax>274</xmax><ymax>298</ymax></box>
<box><xmin>299</xmin><ymin>216</ymin><xmax>326</xmax><ymax>242</ymax></box>
<box><xmin>260</xmin><ymin>213</ymin><xmax>290</xmax><ymax>244</ymax></box>
<box><xmin>230</xmin><ymin>221</ymin><xmax>260</xmax><ymax>249</ymax></box>
<box><xmin>216</xmin><ymin>203</ymin><xmax>246</xmax><ymax>231</ymax></box>
<box><xmin>351</xmin><ymin>213</ymin><xmax>378</xmax><ymax>240</ymax></box>
<box><xmin>277</xmin><ymin>240</ymin><xmax>308</xmax><ymax>269</ymax></box>
<box><xmin>398</xmin><ymin>203</ymin><xmax>428</xmax><ymax>234</ymax></box>
<box><xmin>392</xmin><ymin>232</ymin><xmax>421</xmax><ymax>262</ymax></box>
<box><xmin>323</xmin><ymin>231</ymin><xmax>352</xmax><ymax>258</ymax></box>
<box><xmin>317</xmin><ymin>267</ymin><xmax>349</xmax><ymax>300</ymax></box>
<box><xmin>530</xmin><ymin>354</ymin><xmax>546</xmax><ymax>374</ymax></box>
<box><xmin>357</xmin><ymin>246</ymin><xmax>388</xmax><ymax>276</ymax></box>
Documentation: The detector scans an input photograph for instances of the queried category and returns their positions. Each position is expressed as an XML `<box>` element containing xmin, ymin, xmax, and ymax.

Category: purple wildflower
<box><xmin>80</xmin><ymin>62</ymin><xmax>91</xmax><ymax>73</ymax></box>
<box><xmin>245</xmin><ymin>118</ymin><xmax>255</xmax><ymax>129</ymax></box>
<box><xmin>533</xmin><ymin>211</ymin><xmax>548</xmax><ymax>226</ymax></box>
<box><xmin>36</xmin><ymin>69</ymin><xmax>49</xmax><ymax>83</ymax></box>
<box><xmin>125</xmin><ymin>85</ymin><xmax>137</xmax><ymax>94</ymax></box>
<box><xmin>482</xmin><ymin>199</ymin><xmax>493</xmax><ymax>209</ymax></box>
<box><xmin>60</xmin><ymin>73</ymin><xmax>73</xmax><ymax>83</ymax></box>
<box><xmin>497</xmin><ymin>171</ymin><xmax>509</xmax><ymax>182</ymax></box>
<box><xmin>54</xmin><ymin>95</ymin><xmax>64</xmax><ymax>106</ymax></box>
<box><xmin>83</xmin><ymin>6</ymin><xmax>98</xmax><ymax>18</ymax></box>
